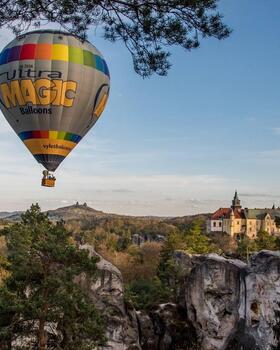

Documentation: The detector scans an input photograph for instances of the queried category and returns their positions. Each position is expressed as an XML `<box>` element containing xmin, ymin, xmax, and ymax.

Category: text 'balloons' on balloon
<box><xmin>0</xmin><ymin>30</ymin><xmax>110</xmax><ymax>185</ymax></box>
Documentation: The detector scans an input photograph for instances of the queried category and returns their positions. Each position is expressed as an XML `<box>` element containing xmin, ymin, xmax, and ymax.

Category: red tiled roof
<box><xmin>211</xmin><ymin>208</ymin><xmax>245</xmax><ymax>220</ymax></box>
<box><xmin>211</xmin><ymin>208</ymin><xmax>231</xmax><ymax>219</ymax></box>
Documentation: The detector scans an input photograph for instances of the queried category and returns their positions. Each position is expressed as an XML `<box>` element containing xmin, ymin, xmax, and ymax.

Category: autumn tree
<box><xmin>0</xmin><ymin>0</ymin><xmax>231</xmax><ymax>76</ymax></box>
<box><xmin>0</xmin><ymin>204</ymin><xmax>106</xmax><ymax>350</ymax></box>
<box><xmin>208</xmin><ymin>231</ymin><xmax>238</xmax><ymax>255</ymax></box>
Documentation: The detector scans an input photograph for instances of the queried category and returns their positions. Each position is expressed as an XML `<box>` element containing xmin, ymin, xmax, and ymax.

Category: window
<box><xmin>237</xmin><ymin>221</ymin><xmax>239</xmax><ymax>225</ymax></box>
<box><xmin>213</xmin><ymin>222</ymin><xmax>216</xmax><ymax>227</ymax></box>
<box><xmin>219</xmin><ymin>222</ymin><xmax>222</xmax><ymax>227</ymax></box>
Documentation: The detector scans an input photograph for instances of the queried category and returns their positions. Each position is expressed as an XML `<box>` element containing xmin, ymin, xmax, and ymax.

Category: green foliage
<box><xmin>276</xmin><ymin>236</ymin><xmax>280</xmax><ymax>251</ymax></box>
<box><xmin>116</xmin><ymin>234</ymin><xmax>131</xmax><ymax>252</ymax></box>
<box><xmin>237</xmin><ymin>236</ymin><xmax>257</xmax><ymax>261</ymax></box>
<box><xmin>160</xmin><ymin>219</ymin><xmax>215</xmax><ymax>255</ymax></box>
<box><xmin>183</xmin><ymin>220</ymin><xmax>214</xmax><ymax>254</ymax></box>
<box><xmin>81</xmin><ymin>216</ymin><xmax>178</xmax><ymax>253</ymax></box>
<box><xmin>0</xmin><ymin>1</ymin><xmax>230</xmax><ymax>76</ymax></box>
<box><xmin>158</xmin><ymin>219</ymin><xmax>215</xmax><ymax>299</ymax></box>
<box><xmin>255</xmin><ymin>230</ymin><xmax>277</xmax><ymax>251</ymax></box>
<box><xmin>0</xmin><ymin>204</ymin><xmax>106</xmax><ymax>349</ymax></box>
<box><xmin>157</xmin><ymin>230</ymin><xmax>181</xmax><ymax>293</ymax></box>
<box><xmin>125</xmin><ymin>277</ymin><xmax>169</xmax><ymax>311</ymax></box>
<box><xmin>225</xmin><ymin>229</ymin><xmax>279</xmax><ymax>261</ymax></box>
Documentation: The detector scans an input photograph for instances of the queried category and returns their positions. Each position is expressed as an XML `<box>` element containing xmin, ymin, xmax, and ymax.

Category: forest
<box><xmin>45</xmin><ymin>205</ymin><xmax>280</xmax><ymax>310</ymax></box>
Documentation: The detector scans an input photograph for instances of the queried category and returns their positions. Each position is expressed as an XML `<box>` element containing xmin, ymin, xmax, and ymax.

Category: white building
<box><xmin>207</xmin><ymin>191</ymin><xmax>280</xmax><ymax>239</ymax></box>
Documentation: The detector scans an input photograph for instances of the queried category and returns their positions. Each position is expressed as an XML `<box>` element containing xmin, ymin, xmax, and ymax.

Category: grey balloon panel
<box><xmin>0</xmin><ymin>62</ymin><xmax>105</xmax><ymax>135</ymax></box>
<box><xmin>0</xmin><ymin>31</ymin><xmax>110</xmax><ymax>139</ymax></box>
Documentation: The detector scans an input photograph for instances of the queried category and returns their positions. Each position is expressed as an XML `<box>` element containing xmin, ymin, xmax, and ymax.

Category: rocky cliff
<box><xmin>78</xmin><ymin>244</ymin><xmax>141</xmax><ymax>350</ymax></box>
<box><xmin>86</xmin><ymin>247</ymin><xmax>280</xmax><ymax>350</ymax></box>
<box><xmin>178</xmin><ymin>250</ymin><xmax>280</xmax><ymax>350</ymax></box>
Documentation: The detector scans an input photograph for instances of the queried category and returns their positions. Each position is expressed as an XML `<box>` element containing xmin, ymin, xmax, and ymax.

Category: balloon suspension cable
<box><xmin>41</xmin><ymin>170</ymin><xmax>56</xmax><ymax>188</ymax></box>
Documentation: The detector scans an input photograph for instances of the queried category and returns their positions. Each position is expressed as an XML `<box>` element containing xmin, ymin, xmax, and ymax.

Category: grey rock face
<box><xmin>242</xmin><ymin>251</ymin><xmax>280</xmax><ymax>350</ymax></box>
<box><xmin>137</xmin><ymin>303</ymin><xmax>198</xmax><ymax>350</ymax></box>
<box><xmin>79</xmin><ymin>246</ymin><xmax>280</xmax><ymax>350</ymax></box>
<box><xmin>181</xmin><ymin>251</ymin><xmax>280</xmax><ymax>350</ymax></box>
<box><xmin>79</xmin><ymin>244</ymin><xmax>141</xmax><ymax>350</ymax></box>
<box><xmin>8</xmin><ymin>246</ymin><xmax>280</xmax><ymax>350</ymax></box>
<box><xmin>184</xmin><ymin>253</ymin><xmax>247</xmax><ymax>350</ymax></box>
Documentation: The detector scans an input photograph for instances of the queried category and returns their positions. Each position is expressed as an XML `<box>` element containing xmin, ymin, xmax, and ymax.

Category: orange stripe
<box><xmin>24</xmin><ymin>139</ymin><xmax>76</xmax><ymax>157</ymax></box>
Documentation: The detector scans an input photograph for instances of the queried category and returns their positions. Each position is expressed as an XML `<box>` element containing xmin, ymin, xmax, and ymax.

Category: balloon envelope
<box><xmin>0</xmin><ymin>30</ymin><xmax>110</xmax><ymax>171</ymax></box>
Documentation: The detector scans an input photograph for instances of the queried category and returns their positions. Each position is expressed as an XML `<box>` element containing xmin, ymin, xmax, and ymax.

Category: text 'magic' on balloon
<box><xmin>0</xmin><ymin>30</ymin><xmax>110</xmax><ymax>186</ymax></box>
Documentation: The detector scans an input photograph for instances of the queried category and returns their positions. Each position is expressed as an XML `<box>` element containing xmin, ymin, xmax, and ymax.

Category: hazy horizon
<box><xmin>1</xmin><ymin>191</ymin><xmax>280</xmax><ymax>217</ymax></box>
<box><xmin>1</xmin><ymin>1</ymin><xmax>280</xmax><ymax>216</ymax></box>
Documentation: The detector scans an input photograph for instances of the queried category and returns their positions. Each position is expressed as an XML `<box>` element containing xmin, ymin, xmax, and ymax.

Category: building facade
<box><xmin>207</xmin><ymin>191</ymin><xmax>280</xmax><ymax>239</ymax></box>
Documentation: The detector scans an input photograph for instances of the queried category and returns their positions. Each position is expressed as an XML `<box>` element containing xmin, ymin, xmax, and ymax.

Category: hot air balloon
<box><xmin>0</xmin><ymin>29</ymin><xmax>110</xmax><ymax>187</ymax></box>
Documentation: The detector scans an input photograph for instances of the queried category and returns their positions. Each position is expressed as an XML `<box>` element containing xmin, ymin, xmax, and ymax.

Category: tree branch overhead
<box><xmin>0</xmin><ymin>0</ymin><xmax>231</xmax><ymax>76</ymax></box>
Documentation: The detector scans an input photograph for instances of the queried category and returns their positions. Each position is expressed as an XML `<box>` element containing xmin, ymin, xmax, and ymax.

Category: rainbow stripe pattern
<box><xmin>0</xmin><ymin>44</ymin><xmax>110</xmax><ymax>77</ymax></box>
<box><xmin>18</xmin><ymin>130</ymin><xmax>82</xmax><ymax>171</ymax></box>
<box><xmin>18</xmin><ymin>130</ymin><xmax>82</xmax><ymax>143</ymax></box>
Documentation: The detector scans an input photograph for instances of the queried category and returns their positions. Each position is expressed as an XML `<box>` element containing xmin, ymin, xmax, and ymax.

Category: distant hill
<box><xmin>46</xmin><ymin>202</ymin><xmax>111</xmax><ymax>221</ymax></box>
<box><xmin>164</xmin><ymin>213</ymin><xmax>211</xmax><ymax>225</ymax></box>
<box><xmin>0</xmin><ymin>212</ymin><xmax>12</xmax><ymax>219</ymax></box>
<box><xmin>0</xmin><ymin>203</ymin><xmax>211</xmax><ymax>256</ymax></box>
<box><xmin>0</xmin><ymin>211</ymin><xmax>23</xmax><ymax>220</ymax></box>
<box><xmin>0</xmin><ymin>204</ymin><xmax>110</xmax><ymax>223</ymax></box>
<box><xmin>1</xmin><ymin>202</ymin><xmax>210</xmax><ymax>229</ymax></box>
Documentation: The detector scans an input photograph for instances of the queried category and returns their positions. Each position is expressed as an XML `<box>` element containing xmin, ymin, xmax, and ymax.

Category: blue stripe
<box><xmin>18</xmin><ymin>130</ymin><xmax>82</xmax><ymax>143</ymax></box>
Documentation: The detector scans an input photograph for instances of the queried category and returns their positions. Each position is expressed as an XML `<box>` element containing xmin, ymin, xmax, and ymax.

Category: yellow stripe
<box><xmin>49</xmin><ymin>131</ymin><xmax>58</xmax><ymax>139</ymax></box>
<box><xmin>94</xmin><ymin>93</ymin><xmax>108</xmax><ymax>118</ymax></box>
<box><xmin>52</xmin><ymin>44</ymin><xmax>69</xmax><ymax>61</ymax></box>
<box><xmin>24</xmin><ymin>139</ymin><xmax>76</xmax><ymax>157</ymax></box>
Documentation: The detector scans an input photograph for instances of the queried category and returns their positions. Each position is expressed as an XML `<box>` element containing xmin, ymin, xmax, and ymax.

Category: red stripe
<box><xmin>32</xmin><ymin>131</ymin><xmax>41</xmax><ymax>138</ymax></box>
<box><xmin>20</xmin><ymin>44</ymin><xmax>36</xmax><ymax>60</ymax></box>
<box><xmin>40</xmin><ymin>131</ymin><xmax>49</xmax><ymax>138</ymax></box>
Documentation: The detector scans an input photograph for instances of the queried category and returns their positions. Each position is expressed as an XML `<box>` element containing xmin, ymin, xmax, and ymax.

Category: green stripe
<box><xmin>69</xmin><ymin>46</ymin><xmax>84</xmax><ymax>64</ymax></box>
<box><xmin>83</xmin><ymin>50</ymin><xmax>95</xmax><ymax>67</ymax></box>
<box><xmin>57</xmin><ymin>131</ymin><xmax>66</xmax><ymax>139</ymax></box>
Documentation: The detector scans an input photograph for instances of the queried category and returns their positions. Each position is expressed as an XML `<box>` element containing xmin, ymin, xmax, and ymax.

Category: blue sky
<box><xmin>1</xmin><ymin>0</ymin><xmax>280</xmax><ymax>215</ymax></box>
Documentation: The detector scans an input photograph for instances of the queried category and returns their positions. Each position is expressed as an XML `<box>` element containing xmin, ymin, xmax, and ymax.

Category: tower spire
<box><xmin>231</xmin><ymin>190</ymin><xmax>241</xmax><ymax>210</ymax></box>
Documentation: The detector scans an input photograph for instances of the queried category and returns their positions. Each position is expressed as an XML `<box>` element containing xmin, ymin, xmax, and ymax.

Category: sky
<box><xmin>0</xmin><ymin>0</ymin><xmax>280</xmax><ymax>216</ymax></box>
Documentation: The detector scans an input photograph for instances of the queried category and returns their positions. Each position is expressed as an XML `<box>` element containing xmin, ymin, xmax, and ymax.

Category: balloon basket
<box><xmin>41</xmin><ymin>178</ymin><xmax>56</xmax><ymax>187</ymax></box>
<box><xmin>41</xmin><ymin>171</ymin><xmax>56</xmax><ymax>187</ymax></box>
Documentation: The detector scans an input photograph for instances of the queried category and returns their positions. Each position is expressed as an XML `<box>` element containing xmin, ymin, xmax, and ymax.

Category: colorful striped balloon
<box><xmin>0</xmin><ymin>29</ymin><xmax>110</xmax><ymax>173</ymax></box>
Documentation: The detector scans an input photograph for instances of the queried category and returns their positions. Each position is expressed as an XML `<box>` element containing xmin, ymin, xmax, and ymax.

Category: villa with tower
<box><xmin>207</xmin><ymin>191</ymin><xmax>280</xmax><ymax>239</ymax></box>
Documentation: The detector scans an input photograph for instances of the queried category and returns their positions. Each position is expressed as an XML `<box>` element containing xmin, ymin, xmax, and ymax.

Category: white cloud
<box><xmin>58</xmin><ymin>173</ymin><xmax>228</xmax><ymax>194</ymax></box>
<box><xmin>0</xmin><ymin>167</ymin><xmax>278</xmax><ymax>216</ymax></box>
<box><xmin>0</xmin><ymin>171</ymin><xmax>230</xmax><ymax>215</ymax></box>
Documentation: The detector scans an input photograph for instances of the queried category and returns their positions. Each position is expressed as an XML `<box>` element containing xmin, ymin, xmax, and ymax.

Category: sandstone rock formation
<box><xmin>80</xmin><ymin>246</ymin><xmax>280</xmax><ymax>350</ymax></box>
<box><xmin>176</xmin><ymin>250</ymin><xmax>280</xmax><ymax>350</ymax></box>
<box><xmin>10</xmin><ymin>246</ymin><xmax>279</xmax><ymax>350</ymax></box>
<box><xmin>79</xmin><ymin>244</ymin><xmax>141</xmax><ymax>350</ymax></box>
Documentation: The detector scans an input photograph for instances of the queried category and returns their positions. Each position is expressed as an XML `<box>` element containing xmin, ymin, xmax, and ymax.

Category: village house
<box><xmin>207</xmin><ymin>191</ymin><xmax>280</xmax><ymax>239</ymax></box>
